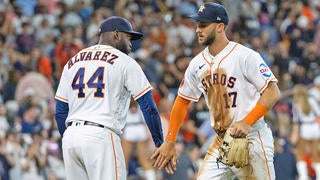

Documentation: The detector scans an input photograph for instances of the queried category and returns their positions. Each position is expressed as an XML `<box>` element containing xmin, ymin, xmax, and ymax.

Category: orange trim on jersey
<box><xmin>201</xmin><ymin>51</ymin><xmax>212</xmax><ymax>66</ymax></box>
<box><xmin>257</xmin><ymin>131</ymin><xmax>272</xmax><ymax>180</ymax></box>
<box><xmin>133</xmin><ymin>85</ymin><xmax>152</xmax><ymax>100</ymax></box>
<box><xmin>178</xmin><ymin>91</ymin><xmax>199</xmax><ymax>101</ymax></box>
<box><xmin>258</xmin><ymin>78</ymin><xmax>277</xmax><ymax>92</ymax></box>
<box><xmin>55</xmin><ymin>95</ymin><xmax>68</xmax><ymax>103</ymax></box>
<box><xmin>217</xmin><ymin>43</ymin><xmax>238</xmax><ymax>69</ymax></box>
<box><xmin>85</xmin><ymin>46</ymin><xmax>116</xmax><ymax>51</ymax></box>
<box><xmin>110</xmin><ymin>133</ymin><xmax>118</xmax><ymax>180</ymax></box>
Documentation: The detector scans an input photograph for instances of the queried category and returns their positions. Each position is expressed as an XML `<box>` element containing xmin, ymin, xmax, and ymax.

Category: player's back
<box><xmin>59</xmin><ymin>44</ymin><xmax>136</xmax><ymax>132</ymax></box>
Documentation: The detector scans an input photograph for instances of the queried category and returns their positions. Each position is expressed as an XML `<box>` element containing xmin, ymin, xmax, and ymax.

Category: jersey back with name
<box><xmin>55</xmin><ymin>45</ymin><xmax>152</xmax><ymax>134</ymax></box>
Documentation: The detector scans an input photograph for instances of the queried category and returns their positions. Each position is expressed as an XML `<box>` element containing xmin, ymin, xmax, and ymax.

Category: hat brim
<box><xmin>188</xmin><ymin>14</ymin><xmax>213</xmax><ymax>23</ymax></box>
<box><xmin>124</xmin><ymin>31</ymin><xmax>143</xmax><ymax>40</ymax></box>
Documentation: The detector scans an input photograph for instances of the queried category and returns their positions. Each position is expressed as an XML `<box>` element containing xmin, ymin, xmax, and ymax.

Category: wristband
<box><xmin>244</xmin><ymin>103</ymin><xmax>267</xmax><ymax>126</ymax></box>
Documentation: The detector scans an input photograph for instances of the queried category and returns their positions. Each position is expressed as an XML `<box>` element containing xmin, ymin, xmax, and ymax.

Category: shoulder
<box><xmin>232</xmin><ymin>43</ymin><xmax>263</xmax><ymax>63</ymax></box>
<box><xmin>232</xmin><ymin>42</ymin><xmax>257</xmax><ymax>57</ymax></box>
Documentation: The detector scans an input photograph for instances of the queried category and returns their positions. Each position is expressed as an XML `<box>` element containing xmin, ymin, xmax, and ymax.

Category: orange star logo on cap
<box><xmin>198</xmin><ymin>5</ymin><xmax>205</xmax><ymax>13</ymax></box>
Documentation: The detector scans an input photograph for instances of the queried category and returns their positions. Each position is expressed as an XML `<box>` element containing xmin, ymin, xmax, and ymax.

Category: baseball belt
<box><xmin>67</xmin><ymin>121</ymin><xmax>105</xmax><ymax>128</ymax></box>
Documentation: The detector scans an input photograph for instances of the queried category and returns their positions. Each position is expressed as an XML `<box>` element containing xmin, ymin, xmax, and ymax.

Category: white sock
<box><xmin>297</xmin><ymin>161</ymin><xmax>309</xmax><ymax>180</ymax></box>
<box><xmin>313</xmin><ymin>163</ymin><xmax>320</xmax><ymax>180</ymax></box>
<box><xmin>144</xmin><ymin>169</ymin><xmax>156</xmax><ymax>180</ymax></box>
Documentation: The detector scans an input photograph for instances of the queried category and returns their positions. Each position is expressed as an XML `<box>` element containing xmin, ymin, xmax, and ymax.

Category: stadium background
<box><xmin>0</xmin><ymin>0</ymin><xmax>320</xmax><ymax>179</ymax></box>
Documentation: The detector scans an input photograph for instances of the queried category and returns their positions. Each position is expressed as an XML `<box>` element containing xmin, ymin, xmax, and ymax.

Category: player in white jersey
<box><xmin>151</xmin><ymin>2</ymin><xmax>280</xmax><ymax>180</ymax></box>
<box><xmin>54</xmin><ymin>16</ymin><xmax>164</xmax><ymax>180</ymax></box>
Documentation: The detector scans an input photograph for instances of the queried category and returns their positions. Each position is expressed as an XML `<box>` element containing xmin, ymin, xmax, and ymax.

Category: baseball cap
<box><xmin>99</xmin><ymin>16</ymin><xmax>143</xmax><ymax>40</ymax></box>
<box><xmin>188</xmin><ymin>2</ymin><xmax>229</xmax><ymax>25</ymax></box>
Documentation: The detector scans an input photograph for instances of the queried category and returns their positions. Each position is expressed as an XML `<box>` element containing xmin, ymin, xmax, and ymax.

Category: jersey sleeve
<box><xmin>244</xmin><ymin>51</ymin><xmax>278</xmax><ymax>93</ymax></box>
<box><xmin>178</xmin><ymin>63</ymin><xmax>202</xmax><ymax>102</ymax></box>
<box><xmin>55</xmin><ymin>66</ymin><xmax>69</xmax><ymax>103</ymax></box>
<box><xmin>125</xmin><ymin>60</ymin><xmax>152</xmax><ymax>100</ymax></box>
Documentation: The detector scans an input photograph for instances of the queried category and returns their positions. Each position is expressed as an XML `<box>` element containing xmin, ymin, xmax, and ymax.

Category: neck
<box><xmin>208</xmin><ymin>35</ymin><xmax>229</xmax><ymax>56</ymax></box>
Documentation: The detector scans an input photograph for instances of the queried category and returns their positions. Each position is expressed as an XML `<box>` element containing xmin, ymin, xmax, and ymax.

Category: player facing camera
<box><xmin>98</xmin><ymin>16</ymin><xmax>143</xmax><ymax>54</ymax></box>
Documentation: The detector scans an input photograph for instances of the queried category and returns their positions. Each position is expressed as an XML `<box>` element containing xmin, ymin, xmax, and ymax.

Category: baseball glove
<box><xmin>217</xmin><ymin>128</ymin><xmax>249</xmax><ymax>168</ymax></box>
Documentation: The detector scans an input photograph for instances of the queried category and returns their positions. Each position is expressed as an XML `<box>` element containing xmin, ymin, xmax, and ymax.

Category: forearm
<box><xmin>244</xmin><ymin>82</ymin><xmax>280</xmax><ymax>126</ymax></box>
<box><xmin>257</xmin><ymin>81</ymin><xmax>281</xmax><ymax>110</ymax></box>
<box><xmin>54</xmin><ymin>100</ymin><xmax>69</xmax><ymax>136</ymax></box>
<box><xmin>136</xmin><ymin>91</ymin><xmax>164</xmax><ymax>147</ymax></box>
<box><xmin>166</xmin><ymin>96</ymin><xmax>191</xmax><ymax>141</ymax></box>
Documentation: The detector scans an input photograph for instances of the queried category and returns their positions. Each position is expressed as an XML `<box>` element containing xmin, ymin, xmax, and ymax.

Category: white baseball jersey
<box><xmin>179</xmin><ymin>41</ymin><xmax>277</xmax><ymax>128</ymax></box>
<box><xmin>179</xmin><ymin>41</ymin><xmax>278</xmax><ymax>179</ymax></box>
<box><xmin>55</xmin><ymin>44</ymin><xmax>152</xmax><ymax>135</ymax></box>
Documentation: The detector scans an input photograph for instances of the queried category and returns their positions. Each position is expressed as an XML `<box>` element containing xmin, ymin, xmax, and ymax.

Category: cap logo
<box><xmin>217</xmin><ymin>17</ymin><xmax>221</xmax><ymax>21</ymax></box>
<box><xmin>198</xmin><ymin>5</ymin><xmax>205</xmax><ymax>13</ymax></box>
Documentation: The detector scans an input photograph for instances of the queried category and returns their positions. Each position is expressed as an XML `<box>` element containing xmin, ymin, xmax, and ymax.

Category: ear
<box><xmin>216</xmin><ymin>23</ymin><xmax>225</xmax><ymax>33</ymax></box>
<box><xmin>113</xmin><ymin>31</ymin><xmax>120</xmax><ymax>40</ymax></box>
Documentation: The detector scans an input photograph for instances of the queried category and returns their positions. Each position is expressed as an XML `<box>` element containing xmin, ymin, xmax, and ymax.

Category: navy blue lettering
<box><xmin>93</xmin><ymin>51</ymin><xmax>101</xmax><ymax>60</ymax></box>
<box><xmin>227</xmin><ymin>77</ymin><xmax>236</xmax><ymax>88</ymax></box>
<box><xmin>220</xmin><ymin>74</ymin><xmax>227</xmax><ymax>86</ymax></box>
<box><xmin>84</xmin><ymin>52</ymin><xmax>92</xmax><ymax>61</ymax></box>
<box><xmin>100</xmin><ymin>51</ymin><xmax>110</xmax><ymax>61</ymax></box>
<box><xmin>212</xmin><ymin>73</ymin><xmax>219</xmax><ymax>85</ymax></box>
<box><xmin>80</xmin><ymin>52</ymin><xmax>87</xmax><ymax>60</ymax></box>
<box><xmin>201</xmin><ymin>78</ymin><xmax>208</xmax><ymax>93</ymax></box>
<box><xmin>107</xmin><ymin>54</ymin><xmax>118</xmax><ymax>64</ymax></box>
<box><xmin>74</xmin><ymin>54</ymin><xmax>80</xmax><ymax>63</ymax></box>
<box><xmin>68</xmin><ymin>59</ymin><xmax>74</xmax><ymax>69</ymax></box>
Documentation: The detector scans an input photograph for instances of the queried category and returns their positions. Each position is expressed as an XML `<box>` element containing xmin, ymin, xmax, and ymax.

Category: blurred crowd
<box><xmin>0</xmin><ymin>0</ymin><xmax>320</xmax><ymax>179</ymax></box>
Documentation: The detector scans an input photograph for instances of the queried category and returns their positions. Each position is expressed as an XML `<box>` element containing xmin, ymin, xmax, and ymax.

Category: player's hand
<box><xmin>151</xmin><ymin>140</ymin><xmax>177</xmax><ymax>172</ymax></box>
<box><xmin>230</xmin><ymin>120</ymin><xmax>251</xmax><ymax>138</ymax></box>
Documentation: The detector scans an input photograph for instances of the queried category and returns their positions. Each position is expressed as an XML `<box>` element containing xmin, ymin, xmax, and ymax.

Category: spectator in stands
<box><xmin>274</xmin><ymin>137</ymin><xmax>298</xmax><ymax>180</ymax></box>
<box><xmin>162</xmin><ymin>140</ymin><xmax>200</xmax><ymax>180</ymax></box>
<box><xmin>28</xmin><ymin>46</ymin><xmax>53</xmax><ymax>84</ymax></box>
<box><xmin>53</xmin><ymin>27</ymin><xmax>82</xmax><ymax>77</ymax></box>
<box><xmin>15</xmin><ymin>22</ymin><xmax>35</xmax><ymax>54</ymax></box>
<box><xmin>291</xmin><ymin>84</ymin><xmax>320</xmax><ymax>179</ymax></box>
<box><xmin>20</xmin><ymin>132</ymin><xmax>47</xmax><ymax>180</ymax></box>
<box><xmin>20</xmin><ymin>105</ymin><xmax>43</xmax><ymax>134</ymax></box>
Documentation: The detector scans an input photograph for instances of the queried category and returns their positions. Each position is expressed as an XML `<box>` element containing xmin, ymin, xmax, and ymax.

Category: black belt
<box><xmin>126</xmin><ymin>122</ymin><xmax>144</xmax><ymax>126</ymax></box>
<box><xmin>67</xmin><ymin>121</ymin><xmax>105</xmax><ymax>128</ymax></box>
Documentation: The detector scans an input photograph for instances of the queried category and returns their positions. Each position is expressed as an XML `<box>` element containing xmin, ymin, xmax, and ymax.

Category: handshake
<box><xmin>150</xmin><ymin>140</ymin><xmax>178</xmax><ymax>174</ymax></box>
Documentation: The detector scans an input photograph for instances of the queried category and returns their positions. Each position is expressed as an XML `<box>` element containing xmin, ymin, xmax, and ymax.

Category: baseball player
<box><xmin>54</xmin><ymin>16</ymin><xmax>163</xmax><ymax>180</ymax></box>
<box><xmin>151</xmin><ymin>2</ymin><xmax>280</xmax><ymax>180</ymax></box>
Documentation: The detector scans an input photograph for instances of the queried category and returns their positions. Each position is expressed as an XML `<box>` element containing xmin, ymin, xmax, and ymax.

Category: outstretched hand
<box><xmin>151</xmin><ymin>140</ymin><xmax>177</xmax><ymax>174</ymax></box>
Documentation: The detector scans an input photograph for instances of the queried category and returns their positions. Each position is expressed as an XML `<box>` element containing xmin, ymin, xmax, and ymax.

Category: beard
<box><xmin>117</xmin><ymin>39</ymin><xmax>131</xmax><ymax>54</ymax></box>
<box><xmin>201</xmin><ymin>32</ymin><xmax>216</xmax><ymax>46</ymax></box>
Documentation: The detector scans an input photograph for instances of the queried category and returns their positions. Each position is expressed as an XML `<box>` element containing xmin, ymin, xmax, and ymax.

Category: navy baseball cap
<box><xmin>99</xmin><ymin>16</ymin><xmax>143</xmax><ymax>40</ymax></box>
<box><xmin>188</xmin><ymin>2</ymin><xmax>229</xmax><ymax>25</ymax></box>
